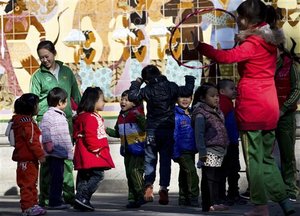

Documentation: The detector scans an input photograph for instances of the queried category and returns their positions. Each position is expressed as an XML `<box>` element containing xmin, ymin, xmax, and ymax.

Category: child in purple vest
<box><xmin>192</xmin><ymin>83</ymin><xmax>229</xmax><ymax>212</ymax></box>
<box><xmin>106</xmin><ymin>90</ymin><xmax>146</xmax><ymax>208</ymax></box>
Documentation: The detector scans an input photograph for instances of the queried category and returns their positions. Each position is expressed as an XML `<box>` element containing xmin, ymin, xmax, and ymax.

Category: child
<box><xmin>217</xmin><ymin>79</ymin><xmax>246</xmax><ymax>205</ymax></box>
<box><xmin>275</xmin><ymin>42</ymin><xmax>300</xmax><ymax>202</ymax></box>
<box><xmin>192</xmin><ymin>83</ymin><xmax>229</xmax><ymax>212</ymax></box>
<box><xmin>39</xmin><ymin>87</ymin><xmax>73</xmax><ymax>209</ymax></box>
<box><xmin>11</xmin><ymin>93</ymin><xmax>46</xmax><ymax>216</ymax></box>
<box><xmin>128</xmin><ymin>65</ymin><xmax>195</xmax><ymax>205</ymax></box>
<box><xmin>73</xmin><ymin>87</ymin><xmax>115</xmax><ymax>211</ymax></box>
<box><xmin>173</xmin><ymin>92</ymin><xmax>199</xmax><ymax>207</ymax></box>
<box><xmin>193</xmin><ymin>0</ymin><xmax>295</xmax><ymax>215</ymax></box>
<box><xmin>106</xmin><ymin>90</ymin><xmax>146</xmax><ymax>208</ymax></box>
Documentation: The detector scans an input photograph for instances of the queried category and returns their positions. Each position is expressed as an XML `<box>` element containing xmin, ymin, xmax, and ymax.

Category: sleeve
<box><xmin>197</xmin><ymin>41</ymin><xmax>256</xmax><ymax>64</ymax></box>
<box><xmin>178</xmin><ymin>75</ymin><xmax>196</xmax><ymax>97</ymax></box>
<box><xmin>135</xmin><ymin>112</ymin><xmax>146</xmax><ymax>132</ymax></box>
<box><xmin>70</xmin><ymin>71</ymin><xmax>81</xmax><ymax>105</ymax></box>
<box><xmin>194</xmin><ymin>114</ymin><xmax>207</xmax><ymax>157</ymax></box>
<box><xmin>84</xmin><ymin>115</ymin><xmax>107</xmax><ymax>152</ymax></box>
<box><xmin>173</xmin><ymin>115</ymin><xmax>181</xmax><ymax>157</ymax></box>
<box><xmin>128</xmin><ymin>80</ymin><xmax>145</xmax><ymax>102</ymax></box>
<box><xmin>29</xmin><ymin>74</ymin><xmax>41</xmax><ymax>95</ymax></box>
<box><xmin>281</xmin><ymin>62</ymin><xmax>300</xmax><ymax>113</ymax></box>
<box><xmin>106</xmin><ymin>121</ymin><xmax>120</xmax><ymax>138</ymax></box>
<box><xmin>26</xmin><ymin>123</ymin><xmax>45</xmax><ymax>160</ymax></box>
<box><xmin>59</xmin><ymin>118</ymin><xmax>74</xmax><ymax>160</ymax></box>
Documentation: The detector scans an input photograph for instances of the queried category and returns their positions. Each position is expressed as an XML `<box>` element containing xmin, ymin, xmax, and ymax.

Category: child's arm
<box><xmin>106</xmin><ymin>122</ymin><xmax>120</xmax><ymax>138</ymax></box>
<box><xmin>26</xmin><ymin>123</ymin><xmax>45</xmax><ymax>161</ymax></box>
<box><xmin>194</xmin><ymin>114</ymin><xmax>207</xmax><ymax>160</ymax></box>
<box><xmin>136</xmin><ymin>113</ymin><xmax>146</xmax><ymax>131</ymax></box>
<box><xmin>128</xmin><ymin>78</ymin><xmax>145</xmax><ymax>102</ymax></box>
<box><xmin>178</xmin><ymin>75</ymin><xmax>196</xmax><ymax>98</ymax></box>
<box><xmin>281</xmin><ymin>63</ymin><xmax>300</xmax><ymax>115</ymax></box>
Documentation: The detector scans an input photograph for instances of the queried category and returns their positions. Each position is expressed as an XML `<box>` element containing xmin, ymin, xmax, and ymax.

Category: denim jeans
<box><xmin>76</xmin><ymin>168</ymin><xmax>105</xmax><ymax>201</ymax></box>
<box><xmin>144</xmin><ymin>129</ymin><xmax>174</xmax><ymax>187</ymax></box>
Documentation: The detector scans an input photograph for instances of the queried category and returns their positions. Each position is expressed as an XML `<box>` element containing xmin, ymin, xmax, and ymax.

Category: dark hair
<box><xmin>37</xmin><ymin>40</ymin><xmax>57</xmax><ymax>55</ymax></box>
<box><xmin>141</xmin><ymin>65</ymin><xmax>161</xmax><ymax>82</ymax></box>
<box><xmin>217</xmin><ymin>79</ymin><xmax>234</xmax><ymax>91</ymax></box>
<box><xmin>237</xmin><ymin>0</ymin><xmax>278</xmax><ymax>29</ymax></box>
<box><xmin>121</xmin><ymin>90</ymin><xmax>142</xmax><ymax>106</ymax></box>
<box><xmin>14</xmin><ymin>93</ymin><xmax>39</xmax><ymax>116</ymax></box>
<box><xmin>192</xmin><ymin>82</ymin><xmax>217</xmax><ymax>107</ymax></box>
<box><xmin>77</xmin><ymin>87</ymin><xmax>104</xmax><ymax>113</ymax></box>
<box><xmin>47</xmin><ymin>87</ymin><xmax>68</xmax><ymax>107</ymax></box>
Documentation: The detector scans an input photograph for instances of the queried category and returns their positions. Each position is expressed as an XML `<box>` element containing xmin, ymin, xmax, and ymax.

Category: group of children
<box><xmin>11</xmin><ymin>62</ymin><xmax>244</xmax><ymax>215</ymax></box>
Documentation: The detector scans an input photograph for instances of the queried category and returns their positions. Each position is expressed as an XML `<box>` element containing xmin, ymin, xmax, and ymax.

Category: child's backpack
<box><xmin>5</xmin><ymin>120</ymin><xmax>15</xmax><ymax>146</ymax></box>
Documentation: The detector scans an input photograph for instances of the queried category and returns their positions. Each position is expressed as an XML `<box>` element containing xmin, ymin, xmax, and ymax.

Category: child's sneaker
<box><xmin>144</xmin><ymin>185</ymin><xmax>154</xmax><ymax>202</ymax></box>
<box><xmin>158</xmin><ymin>189</ymin><xmax>169</xmax><ymax>205</ymax></box>
<box><xmin>22</xmin><ymin>205</ymin><xmax>47</xmax><ymax>216</ymax></box>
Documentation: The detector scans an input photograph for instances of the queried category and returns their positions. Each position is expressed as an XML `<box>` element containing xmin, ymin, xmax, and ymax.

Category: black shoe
<box><xmin>75</xmin><ymin>198</ymin><xmax>94</xmax><ymax>211</ymax></box>
<box><xmin>279</xmin><ymin>198</ymin><xmax>296</xmax><ymax>216</ymax></box>
<box><xmin>126</xmin><ymin>201</ymin><xmax>141</xmax><ymax>208</ymax></box>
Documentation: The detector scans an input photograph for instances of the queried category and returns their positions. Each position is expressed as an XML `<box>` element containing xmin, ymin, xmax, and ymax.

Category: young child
<box><xmin>275</xmin><ymin>42</ymin><xmax>300</xmax><ymax>202</ymax></box>
<box><xmin>173</xmin><ymin>92</ymin><xmax>199</xmax><ymax>207</ymax></box>
<box><xmin>106</xmin><ymin>90</ymin><xmax>146</xmax><ymax>208</ymax></box>
<box><xmin>193</xmin><ymin>0</ymin><xmax>295</xmax><ymax>215</ymax></box>
<box><xmin>11</xmin><ymin>93</ymin><xmax>46</xmax><ymax>216</ymax></box>
<box><xmin>128</xmin><ymin>65</ymin><xmax>195</xmax><ymax>205</ymax></box>
<box><xmin>192</xmin><ymin>83</ymin><xmax>229</xmax><ymax>212</ymax></box>
<box><xmin>39</xmin><ymin>87</ymin><xmax>73</xmax><ymax>209</ymax></box>
<box><xmin>73</xmin><ymin>87</ymin><xmax>115</xmax><ymax>211</ymax></box>
<box><xmin>217</xmin><ymin>79</ymin><xmax>246</xmax><ymax>205</ymax></box>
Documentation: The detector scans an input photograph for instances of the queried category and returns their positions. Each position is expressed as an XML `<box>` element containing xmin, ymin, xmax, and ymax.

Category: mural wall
<box><xmin>0</xmin><ymin>0</ymin><xmax>299</xmax><ymax>117</ymax></box>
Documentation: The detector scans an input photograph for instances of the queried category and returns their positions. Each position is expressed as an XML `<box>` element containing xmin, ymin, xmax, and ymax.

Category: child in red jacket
<box><xmin>73</xmin><ymin>87</ymin><xmax>115</xmax><ymax>211</ymax></box>
<box><xmin>11</xmin><ymin>93</ymin><xmax>46</xmax><ymax>216</ymax></box>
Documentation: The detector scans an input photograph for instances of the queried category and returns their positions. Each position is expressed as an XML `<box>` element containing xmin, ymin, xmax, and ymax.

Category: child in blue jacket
<box><xmin>173</xmin><ymin>92</ymin><xmax>199</xmax><ymax>207</ymax></box>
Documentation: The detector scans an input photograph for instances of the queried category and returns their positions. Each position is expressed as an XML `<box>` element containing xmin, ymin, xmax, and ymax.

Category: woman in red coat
<box><xmin>193</xmin><ymin>0</ymin><xmax>294</xmax><ymax>215</ymax></box>
<box><xmin>73</xmin><ymin>87</ymin><xmax>115</xmax><ymax>211</ymax></box>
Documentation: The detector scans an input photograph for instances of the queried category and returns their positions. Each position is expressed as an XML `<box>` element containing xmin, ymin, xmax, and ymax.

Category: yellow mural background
<box><xmin>0</xmin><ymin>0</ymin><xmax>299</xmax><ymax>119</ymax></box>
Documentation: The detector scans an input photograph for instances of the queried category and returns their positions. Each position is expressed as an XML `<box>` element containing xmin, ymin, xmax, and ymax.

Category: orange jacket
<box><xmin>12</xmin><ymin>115</ymin><xmax>45</xmax><ymax>162</ymax></box>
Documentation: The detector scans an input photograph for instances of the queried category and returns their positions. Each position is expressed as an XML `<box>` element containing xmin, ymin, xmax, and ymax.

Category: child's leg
<box><xmin>201</xmin><ymin>167</ymin><xmax>211</xmax><ymax>211</ymax></box>
<box><xmin>17</xmin><ymin>162</ymin><xmax>39</xmax><ymax>211</ymax></box>
<box><xmin>124</xmin><ymin>154</ymin><xmax>135</xmax><ymax>203</ymax></box>
<box><xmin>177</xmin><ymin>161</ymin><xmax>188</xmax><ymax>204</ymax></box>
<box><xmin>144</xmin><ymin>130</ymin><xmax>158</xmax><ymax>187</ymax></box>
<box><xmin>178</xmin><ymin>153</ymin><xmax>199</xmax><ymax>204</ymax></box>
<box><xmin>48</xmin><ymin>157</ymin><xmax>64</xmax><ymax>207</ymax></box>
<box><xmin>127</xmin><ymin>154</ymin><xmax>144</xmax><ymax>202</ymax></box>
<box><xmin>226</xmin><ymin>144</ymin><xmax>241</xmax><ymax>199</ymax></box>
<box><xmin>39</xmin><ymin>158</ymin><xmax>50</xmax><ymax>206</ymax></box>
<box><xmin>63</xmin><ymin>159</ymin><xmax>75</xmax><ymax>204</ymax></box>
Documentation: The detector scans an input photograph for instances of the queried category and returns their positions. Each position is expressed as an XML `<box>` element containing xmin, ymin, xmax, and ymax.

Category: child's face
<box><xmin>220</xmin><ymin>82</ymin><xmax>237</xmax><ymax>99</ymax></box>
<box><xmin>120</xmin><ymin>95</ymin><xmax>135</xmax><ymax>112</ymax></box>
<box><xmin>177</xmin><ymin>96</ymin><xmax>192</xmax><ymax>110</ymax></box>
<box><xmin>204</xmin><ymin>87</ymin><xmax>219</xmax><ymax>108</ymax></box>
<box><xmin>95</xmin><ymin>94</ymin><xmax>105</xmax><ymax>111</ymax></box>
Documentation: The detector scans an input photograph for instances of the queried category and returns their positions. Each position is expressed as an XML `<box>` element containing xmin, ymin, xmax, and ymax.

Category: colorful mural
<box><xmin>0</xmin><ymin>0</ymin><xmax>299</xmax><ymax>117</ymax></box>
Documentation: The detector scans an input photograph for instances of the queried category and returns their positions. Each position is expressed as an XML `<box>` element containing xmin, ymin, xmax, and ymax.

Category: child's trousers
<box><xmin>176</xmin><ymin>153</ymin><xmax>199</xmax><ymax>201</ymax></box>
<box><xmin>124</xmin><ymin>153</ymin><xmax>144</xmax><ymax>202</ymax></box>
<box><xmin>76</xmin><ymin>168</ymin><xmax>104</xmax><ymax>201</ymax></box>
<box><xmin>17</xmin><ymin>161</ymin><xmax>39</xmax><ymax>211</ymax></box>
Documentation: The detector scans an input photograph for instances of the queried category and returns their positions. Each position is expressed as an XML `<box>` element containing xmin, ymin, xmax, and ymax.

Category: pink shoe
<box><xmin>22</xmin><ymin>205</ymin><xmax>47</xmax><ymax>216</ymax></box>
<box><xmin>209</xmin><ymin>204</ymin><xmax>229</xmax><ymax>211</ymax></box>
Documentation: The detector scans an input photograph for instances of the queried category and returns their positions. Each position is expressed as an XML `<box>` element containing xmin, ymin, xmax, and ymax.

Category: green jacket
<box><xmin>30</xmin><ymin>60</ymin><xmax>81</xmax><ymax>123</ymax></box>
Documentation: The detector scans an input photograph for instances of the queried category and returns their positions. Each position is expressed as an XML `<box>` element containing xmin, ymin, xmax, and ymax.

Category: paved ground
<box><xmin>0</xmin><ymin>193</ymin><xmax>299</xmax><ymax>216</ymax></box>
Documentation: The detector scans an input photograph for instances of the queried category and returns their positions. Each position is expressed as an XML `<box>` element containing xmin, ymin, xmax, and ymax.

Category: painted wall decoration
<box><xmin>0</xmin><ymin>0</ymin><xmax>299</xmax><ymax>118</ymax></box>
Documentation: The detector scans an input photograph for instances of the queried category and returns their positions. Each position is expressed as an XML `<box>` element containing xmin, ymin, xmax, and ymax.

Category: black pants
<box><xmin>201</xmin><ymin>166</ymin><xmax>222</xmax><ymax>211</ymax></box>
<box><xmin>48</xmin><ymin>157</ymin><xmax>65</xmax><ymax>207</ymax></box>
<box><xmin>220</xmin><ymin>144</ymin><xmax>241</xmax><ymax>199</ymax></box>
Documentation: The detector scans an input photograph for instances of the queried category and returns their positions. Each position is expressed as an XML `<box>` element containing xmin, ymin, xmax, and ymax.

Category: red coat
<box><xmin>73</xmin><ymin>112</ymin><xmax>115</xmax><ymax>170</ymax></box>
<box><xmin>198</xmin><ymin>25</ymin><xmax>284</xmax><ymax>130</ymax></box>
<box><xmin>12</xmin><ymin>115</ymin><xmax>45</xmax><ymax>162</ymax></box>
